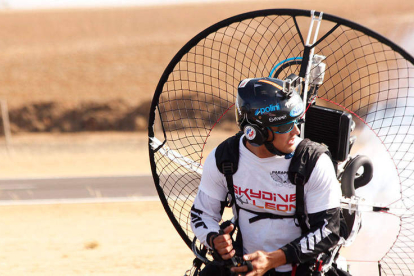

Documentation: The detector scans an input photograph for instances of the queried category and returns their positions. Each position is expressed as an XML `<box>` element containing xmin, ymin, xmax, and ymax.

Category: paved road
<box><xmin>0</xmin><ymin>175</ymin><xmax>158</xmax><ymax>201</ymax></box>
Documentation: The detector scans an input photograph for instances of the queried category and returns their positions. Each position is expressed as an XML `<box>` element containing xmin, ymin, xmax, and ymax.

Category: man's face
<box><xmin>267</xmin><ymin>123</ymin><xmax>300</xmax><ymax>154</ymax></box>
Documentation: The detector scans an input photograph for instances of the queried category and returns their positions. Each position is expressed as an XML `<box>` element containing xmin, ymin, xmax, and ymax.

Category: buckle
<box><xmin>225</xmin><ymin>192</ymin><xmax>233</xmax><ymax>207</ymax></box>
<box><xmin>294</xmin><ymin>173</ymin><xmax>305</xmax><ymax>186</ymax></box>
<box><xmin>222</xmin><ymin>163</ymin><xmax>234</xmax><ymax>175</ymax></box>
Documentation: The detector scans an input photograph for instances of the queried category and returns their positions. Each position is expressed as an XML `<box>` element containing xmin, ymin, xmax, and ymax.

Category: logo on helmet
<box><xmin>254</xmin><ymin>104</ymin><xmax>280</xmax><ymax>116</ymax></box>
<box><xmin>290</xmin><ymin>104</ymin><xmax>304</xmax><ymax>117</ymax></box>
<box><xmin>285</xmin><ymin>97</ymin><xmax>299</xmax><ymax>108</ymax></box>
<box><xmin>269</xmin><ymin>115</ymin><xmax>287</xmax><ymax>123</ymax></box>
<box><xmin>244</xmin><ymin>126</ymin><xmax>256</xmax><ymax>140</ymax></box>
<box><xmin>235</xmin><ymin>100</ymin><xmax>242</xmax><ymax>115</ymax></box>
<box><xmin>239</xmin><ymin>78</ymin><xmax>252</xmax><ymax>88</ymax></box>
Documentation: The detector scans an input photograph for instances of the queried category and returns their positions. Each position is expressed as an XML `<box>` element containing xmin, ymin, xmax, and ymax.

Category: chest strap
<box><xmin>238</xmin><ymin>207</ymin><xmax>295</xmax><ymax>223</ymax></box>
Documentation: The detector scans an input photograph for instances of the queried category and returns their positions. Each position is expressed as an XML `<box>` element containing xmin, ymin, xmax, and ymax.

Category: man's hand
<box><xmin>230</xmin><ymin>249</ymin><xmax>287</xmax><ymax>276</ymax></box>
<box><xmin>211</xmin><ymin>224</ymin><xmax>235</xmax><ymax>260</ymax></box>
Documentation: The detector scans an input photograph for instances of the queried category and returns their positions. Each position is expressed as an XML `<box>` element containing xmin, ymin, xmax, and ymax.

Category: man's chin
<box><xmin>284</xmin><ymin>144</ymin><xmax>296</xmax><ymax>154</ymax></box>
<box><xmin>273</xmin><ymin>145</ymin><xmax>295</xmax><ymax>155</ymax></box>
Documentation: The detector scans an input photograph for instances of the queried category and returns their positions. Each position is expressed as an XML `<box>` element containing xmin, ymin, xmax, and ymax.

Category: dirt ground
<box><xmin>0</xmin><ymin>1</ymin><xmax>413</xmax><ymax>275</ymax></box>
<box><xmin>0</xmin><ymin>132</ymin><xmax>195</xmax><ymax>276</ymax></box>
<box><xmin>0</xmin><ymin>130</ymin><xmax>231</xmax><ymax>276</ymax></box>
<box><xmin>0</xmin><ymin>201</ymin><xmax>194</xmax><ymax>276</ymax></box>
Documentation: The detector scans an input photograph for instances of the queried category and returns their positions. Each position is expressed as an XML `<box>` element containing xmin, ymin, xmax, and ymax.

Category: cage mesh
<box><xmin>149</xmin><ymin>10</ymin><xmax>414</xmax><ymax>275</ymax></box>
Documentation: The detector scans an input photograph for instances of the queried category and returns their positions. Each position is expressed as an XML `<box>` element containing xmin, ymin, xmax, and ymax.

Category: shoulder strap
<box><xmin>288</xmin><ymin>138</ymin><xmax>332</xmax><ymax>233</ymax></box>
<box><xmin>215</xmin><ymin>131</ymin><xmax>244</xmax><ymax>207</ymax></box>
<box><xmin>288</xmin><ymin>138</ymin><xmax>332</xmax><ymax>185</ymax></box>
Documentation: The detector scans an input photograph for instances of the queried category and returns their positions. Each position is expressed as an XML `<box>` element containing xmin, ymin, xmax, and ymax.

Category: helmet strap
<box><xmin>263</xmin><ymin>130</ymin><xmax>288</xmax><ymax>156</ymax></box>
<box><xmin>264</xmin><ymin>142</ymin><xmax>285</xmax><ymax>156</ymax></box>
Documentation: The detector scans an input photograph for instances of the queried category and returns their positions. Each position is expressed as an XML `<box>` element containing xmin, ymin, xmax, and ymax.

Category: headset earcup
<box><xmin>243</xmin><ymin>125</ymin><xmax>268</xmax><ymax>145</ymax></box>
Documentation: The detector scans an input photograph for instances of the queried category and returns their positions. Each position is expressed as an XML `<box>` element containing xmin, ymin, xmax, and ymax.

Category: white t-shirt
<box><xmin>192</xmin><ymin>135</ymin><xmax>341</xmax><ymax>272</ymax></box>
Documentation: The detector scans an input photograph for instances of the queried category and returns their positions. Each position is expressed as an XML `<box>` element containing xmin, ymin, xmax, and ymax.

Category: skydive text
<box><xmin>234</xmin><ymin>185</ymin><xmax>296</xmax><ymax>212</ymax></box>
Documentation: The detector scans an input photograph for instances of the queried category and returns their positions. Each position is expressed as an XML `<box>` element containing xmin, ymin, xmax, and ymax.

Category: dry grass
<box><xmin>0</xmin><ymin>130</ymin><xmax>234</xmax><ymax>178</ymax></box>
<box><xmin>0</xmin><ymin>132</ymin><xmax>151</xmax><ymax>178</ymax></box>
<box><xmin>0</xmin><ymin>0</ymin><xmax>412</xmax><ymax>133</ymax></box>
<box><xmin>0</xmin><ymin>0</ymin><xmax>412</xmax><ymax>110</ymax></box>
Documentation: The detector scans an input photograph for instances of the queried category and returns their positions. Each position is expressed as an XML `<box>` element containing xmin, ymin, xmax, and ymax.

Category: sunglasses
<box><xmin>269</xmin><ymin>119</ymin><xmax>303</xmax><ymax>134</ymax></box>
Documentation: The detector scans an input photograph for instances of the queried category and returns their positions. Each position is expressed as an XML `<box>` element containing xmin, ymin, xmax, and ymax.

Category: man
<box><xmin>190</xmin><ymin>77</ymin><xmax>342</xmax><ymax>276</ymax></box>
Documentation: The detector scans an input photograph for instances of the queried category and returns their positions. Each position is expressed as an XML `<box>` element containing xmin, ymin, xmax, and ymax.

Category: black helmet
<box><xmin>235</xmin><ymin>77</ymin><xmax>304</xmax><ymax>145</ymax></box>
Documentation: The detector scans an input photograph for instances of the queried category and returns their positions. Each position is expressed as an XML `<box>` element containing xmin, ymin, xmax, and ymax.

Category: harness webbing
<box><xmin>216</xmin><ymin>131</ymin><xmax>244</xmax><ymax>208</ymax></box>
<box><xmin>239</xmin><ymin>207</ymin><xmax>295</xmax><ymax>223</ymax></box>
<box><xmin>222</xmin><ymin>163</ymin><xmax>237</xmax><ymax>207</ymax></box>
<box><xmin>288</xmin><ymin>139</ymin><xmax>332</xmax><ymax>233</ymax></box>
<box><xmin>215</xmin><ymin>134</ymin><xmax>330</xmax><ymax>235</ymax></box>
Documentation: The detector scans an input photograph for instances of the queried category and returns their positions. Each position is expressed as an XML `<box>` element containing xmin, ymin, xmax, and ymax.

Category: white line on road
<box><xmin>0</xmin><ymin>196</ymin><xmax>161</xmax><ymax>206</ymax></box>
<box><xmin>0</xmin><ymin>174</ymin><xmax>151</xmax><ymax>181</ymax></box>
<box><xmin>0</xmin><ymin>184</ymin><xmax>37</xmax><ymax>190</ymax></box>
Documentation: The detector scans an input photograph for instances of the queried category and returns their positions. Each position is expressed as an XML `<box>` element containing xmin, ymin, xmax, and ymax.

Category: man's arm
<box><xmin>233</xmin><ymin>153</ymin><xmax>342</xmax><ymax>275</ymax></box>
<box><xmin>280</xmin><ymin>207</ymin><xmax>341</xmax><ymax>264</ymax></box>
<box><xmin>230</xmin><ymin>208</ymin><xmax>340</xmax><ymax>275</ymax></box>
<box><xmin>190</xmin><ymin>190</ymin><xmax>223</xmax><ymax>247</ymax></box>
<box><xmin>190</xmin><ymin>147</ymin><xmax>229</xmax><ymax>246</ymax></box>
<box><xmin>190</xmin><ymin>190</ymin><xmax>237</xmax><ymax>260</ymax></box>
<box><xmin>280</xmin><ymin>152</ymin><xmax>342</xmax><ymax>264</ymax></box>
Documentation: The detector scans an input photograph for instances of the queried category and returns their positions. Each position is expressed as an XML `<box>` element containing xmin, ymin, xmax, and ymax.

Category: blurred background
<box><xmin>0</xmin><ymin>0</ymin><xmax>412</xmax><ymax>275</ymax></box>
<box><xmin>0</xmin><ymin>0</ymin><xmax>413</xmax><ymax>178</ymax></box>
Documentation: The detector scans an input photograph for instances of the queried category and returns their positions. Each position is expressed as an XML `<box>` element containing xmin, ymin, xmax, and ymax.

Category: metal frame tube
<box><xmin>300</xmin><ymin>11</ymin><xmax>323</xmax><ymax>138</ymax></box>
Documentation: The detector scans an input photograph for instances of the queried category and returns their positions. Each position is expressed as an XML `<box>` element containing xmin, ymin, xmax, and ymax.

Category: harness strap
<box><xmin>239</xmin><ymin>207</ymin><xmax>295</xmax><ymax>223</ymax></box>
<box><xmin>222</xmin><ymin>162</ymin><xmax>236</xmax><ymax>207</ymax></box>
<box><xmin>294</xmin><ymin>182</ymin><xmax>308</xmax><ymax>233</ymax></box>
<box><xmin>216</xmin><ymin>132</ymin><xmax>244</xmax><ymax>208</ymax></box>
<box><xmin>288</xmin><ymin>139</ymin><xmax>332</xmax><ymax>234</ymax></box>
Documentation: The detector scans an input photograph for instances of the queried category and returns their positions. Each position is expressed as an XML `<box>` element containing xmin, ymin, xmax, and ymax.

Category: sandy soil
<box><xmin>0</xmin><ymin>201</ymin><xmax>194</xmax><ymax>276</ymax></box>
<box><xmin>0</xmin><ymin>132</ymin><xmax>151</xmax><ymax>178</ymax></box>
<box><xmin>0</xmin><ymin>130</ymin><xmax>231</xmax><ymax>275</ymax></box>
